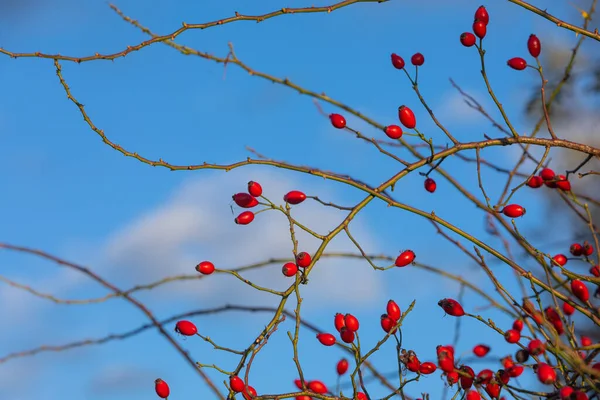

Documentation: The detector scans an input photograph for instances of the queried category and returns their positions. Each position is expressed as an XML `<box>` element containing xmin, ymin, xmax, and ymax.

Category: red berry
<box><xmin>473</xmin><ymin>344</ymin><xmax>490</xmax><ymax>357</ymax></box>
<box><xmin>438</xmin><ymin>298</ymin><xmax>465</xmax><ymax>317</ymax></box>
<box><xmin>556</xmin><ymin>174</ymin><xmax>571</xmax><ymax>191</ymax></box>
<box><xmin>437</xmin><ymin>347</ymin><xmax>455</xmax><ymax>373</ymax></box>
<box><xmin>419</xmin><ymin>361</ymin><xmax>437</xmax><ymax>374</ymax></box>
<box><xmin>336</xmin><ymin>358</ymin><xmax>349</xmax><ymax>375</ymax></box>
<box><xmin>424</xmin><ymin>178</ymin><xmax>437</xmax><ymax>193</ymax></box>
<box><xmin>552</xmin><ymin>254</ymin><xmax>568</xmax><ymax>266</ymax></box>
<box><xmin>507</xmin><ymin>57</ymin><xmax>527</xmax><ymax>70</ymax></box>
<box><xmin>473</xmin><ymin>19</ymin><xmax>487</xmax><ymax>39</ymax></box>
<box><xmin>512</xmin><ymin>319</ymin><xmax>524</xmax><ymax>331</ymax></box>
<box><xmin>344</xmin><ymin>314</ymin><xmax>360</xmax><ymax>332</ymax></box>
<box><xmin>340</xmin><ymin>327</ymin><xmax>355</xmax><ymax>343</ymax></box>
<box><xmin>230</xmin><ymin>376</ymin><xmax>245</xmax><ymax>392</ymax></box>
<box><xmin>282</xmin><ymin>262</ymin><xmax>298</xmax><ymax>277</ymax></box>
<box><xmin>583</xmin><ymin>241</ymin><xmax>594</xmax><ymax>256</ymax></box>
<box><xmin>195</xmin><ymin>261</ymin><xmax>215</xmax><ymax>275</ymax></box>
<box><xmin>247</xmin><ymin>181</ymin><xmax>262</xmax><ymax>197</ymax></box>
<box><xmin>563</xmin><ymin>301</ymin><xmax>575</xmax><ymax>315</ymax></box>
<box><xmin>526</xmin><ymin>175</ymin><xmax>543</xmax><ymax>188</ymax></box>
<box><xmin>459</xmin><ymin>365</ymin><xmax>475</xmax><ymax>389</ymax></box>
<box><xmin>317</xmin><ymin>332</ymin><xmax>336</xmax><ymax>346</ymax></box>
<box><xmin>502</xmin><ymin>204</ymin><xmax>526</xmax><ymax>218</ymax></box>
<box><xmin>296</xmin><ymin>252</ymin><xmax>311</xmax><ymax>268</ymax></box>
<box><xmin>571</xmin><ymin>279</ymin><xmax>590</xmax><ymax>302</ymax></box>
<box><xmin>307</xmin><ymin>380</ymin><xmax>327</xmax><ymax>394</ymax></box>
<box><xmin>477</xmin><ymin>369</ymin><xmax>493</xmax><ymax>385</ymax></box>
<box><xmin>527</xmin><ymin>34</ymin><xmax>541</xmax><ymax>58</ymax></box>
<box><xmin>460</xmin><ymin>32</ymin><xmax>476</xmax><ymax>47</ymax></box>
<box><xmin>560</xmin><ymin>387</ymin><xmax>575</xmax><ymax>400</ymax></box>
<box><xmin>329</xmin><ymin>113</ymin><xmax>346</xmax><ymax>129</ymax></box>
<box><xmin>294</xmin><ymin>379</ymin><xmax>303</xmax><ymax>389</ymax></box>
<box><xmin>581</xmin><ymin>336</ymin><xmax>592</xmax><ymax>347</ymax></box>
<box><xmin>395</xmin><ymin>250</ymin><xmax>416</xmax><ymax>267</ymax></box>
<box><xmin>539</xmin><ymin>167</ymin><xmax>555</xmax><ymax>180</ymax></box>
<box><xmin>590</xmin><ymin>265</ymin><xmax>600</xmax><ymax>277</ymax></box>
<box><xmin>155</xmin><ymin>379</ymin><xmax>170</xmax><ymax>399</ymax></box>
<box><xmin>446</xmin><ymin>370</ymin><xmax>459</xmax><ymax>385</ymax></box>
<box><xmin>570</xmin><ymin>243</ymin><xmax>583</xmax><ymax>256</ymax></box>
<box><xmin>242</xmin><ymin>385</ymin><xmax>257</xmax><ymax>400</ymax></box>
<box><xmin>411</xmin><ymin>52</ymin><xmax>425</xmax><ymax>66</ymax></box>
<box><xmin>334</xmin><ymin>313</ymin><xmax>345</xmax><ymax>332</ymax></box>
<box><xmin>502</xmin><ymin>355</ymin><xmax>515</xmax><ymax>369</ymax></box>
<box><xmin>466</xmin><ymin>390</ymin><xmax>481</xmax><ymax>400</ymax></box>
<box><xmin>356</xmin><ymin>393</ymin><xmax>367</xmax><ymax>400</ymax></box>
<box><xmin>398</xmin><ymin>105</ymin><xmax>416</xmax><ymax>129</ymax></box>
<box><xmin>235</xmin><ymin>211</ymin><xmax>255</xmax><ymax>225</ymax></box>
<box><xmin>391</xmin><ymin>53</ymin><xmax>405</xmax><ymax>69</ymax></box>
<box><xmin>175</xmin><ymin>320</ymin><xmax>198</xmax><ymax>336</ymax></box>
<box><xmin>380</xmin><ymin>314</ymin><xmax>397</xmax><ymax>333</ymax></box>
<box><xmin>504</xmin><ymin>329</ymin><xmax>521</xmax><ymax>343</ymax></box>
<box><xmin>536</xmin><ymin>363</ymin><xmax>556</xmax><ymax>384</ymax></box>
<box><xmin>233</xmin><ymin>193</ymin><xmax>258</xmax><ymax>208</ymax></box>
<box><xmin>386</xmin><ymin>299</ymin><xmax>401</xmax><ymax>321</ymax></box>
<box><xmin>404</xmin><ymin>351</ymin><xmax>421</xmax><ymax>372</ymax></box>
<box><xmin>384</xmin><ymin>124</ymin><xmax>403</xmax><ymax>139</ymax></box>
<box><xmin>508</xmin><ymin>365</ymin><xmax>524</xmax><ymax>377</ymax></box>
<box><xmin>497</xmin><ymin>369</ymin><xmax>510</xmax><ymax>385</ymax></box>
<box><xmin>284</xmin><ymin>190</ymin><xmax>307</xmax><ymax>205</ymax></box>
<box><xmin>527</xmin><ymin>339</ymin><xmax>545</xmax><ymax>355</ymax></box>
<box><xmin>485</xmin><ymin>382</ymin><xmax>501</xmax><ymax>399</ymax></box>
<box><xmin>475</xmin><ymin>5</ymin><xmax>489</xmax><ymax>25</ymax></box>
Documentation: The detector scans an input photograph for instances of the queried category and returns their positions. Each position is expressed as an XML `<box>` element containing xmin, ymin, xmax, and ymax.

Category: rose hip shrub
<box><xmin>2</xmin><ymin>1</ymin><xmax>600</xmax><ymax>400</ymax></box>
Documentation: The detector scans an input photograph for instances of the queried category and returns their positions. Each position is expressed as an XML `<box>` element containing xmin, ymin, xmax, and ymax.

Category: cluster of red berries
<box><xmin>549</xmin><ymin>240</ymin><xmax>598</xmax><ymax>304</ymax></box>
<box><xmin>526</xmin><ymin>167</ymin><xmax>572</xmax><ymax>191</ymax></box>
<box><xmin>229</xmin><ymin>376</ymin><xmax>257</xmax><ymax>400</ymax></box>
<box><xmin>507</xmin><ymin>33</ymin><xmax>541</xmax><ymax>71</ymax></box>
<box><xmin>317</xmin><ymin>312</ymin><xmax>361</xmax><ymax>345</ymax></box>
<box><xmin>282</xmin><ymin>251</ymin><xmax>312</xmax><ymax>277</ymax></box>
<box><xmin>459</xmin><ymin>5</ymin><xmax>489</xmax><ymax>47</ymax></box>
<box><xmin>231</xmin><ymin>180</ymin><xmax>308</xmax><ymax>225</ymax></box>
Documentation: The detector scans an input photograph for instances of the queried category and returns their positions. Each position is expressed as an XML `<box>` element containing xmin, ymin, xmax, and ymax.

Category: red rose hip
<box><xmin>329</xmin><ymin>113</ymin><xmax>346</xmax><ymax>129</ymax></box>
<box><xmin>233</xmin><ymin>193</ymin><xmax>258</xmax><ymax>208</ymax></box>
<box><xmin>527</xmin><ymin>34</ymin><xmax>541</xmax><ymax>57</ymax></box>
<box><xmin>438</xmin><ymin>298</ymin><xmax>465</xmax><ymax>317</ymax></box>
<box><xmin>395</xmin><ymin>250</ymin><xmax>415</xmax><ymax>267</ymax></box>
<box><xmin>336</xmin><ymin>358</ymin><xmax>349</xmax><ymax>375</ymax></box>
<box><xmin>296</xmin><ymin>252</ymin><xmax>311</xmax><ymax>268</ymax></box>
<box><xmin>235</xmin><ymin>211</ymin><xmax>255</xmax><ymax>225</ymax></box>
<box><xmin>507</xmin><ymin>57</ymin><xmax>527</xmax><ymax>70</ymax></box>
<box><xmin>424</xmin><ymin>178</ymin><xmax>436</xmax><ymax>193</ymax></box>
<box><xmin>155</xmin><ymin>378</ymin><xmax>170</xmax><ymax>399</ymax></box>
<box><xmin>384</xmin><ymin>124</ymin><xmax>403</xmax><ymax>139</ymax></box>
<box><xmin>247</xmin><ymin>181</ymin><xmax>262</xmax><ymax>197</ymax></box>
<box><xmin>502</xmin><ymin>204</ymin><xmax>525</xmax><ymax>218</ymax></box>
<box><xmin>460</xmin><ymin>32</ymin><xmax>476</xmax><ymax>47</ymax></box>
<box><xmin>284</xmin><ymin>190</ymin><xmax>306</xmax><ymax>205</ymax></box>
<box><xmin>282</xmin><ymin>262</ymin><xmax>298</xmax><ymax>277</ymax></box>
<box><xmin>474</xmin><ymin>5</ymin><xmax>489</xmax><ymax>25</ymax></box>
<box><xmin>398</xmin><ymin>105</ymin><xmax>416</xmax><ymax>129</ymax></box>
<box><xmin>411</xmin><ymin>52</ymin><xmax>424</xmax><ymax>66</ymax></box>
<box><xmin>391</xmin><ymin>53</ymin><xmax>405</xmax><ymax>69</ymax></box>
<box><xmin>472</xmin><ymin>20</ymin><xmax>487</xmax><ymax>39</ymax></box>
<box><xmin>317</xmin><ymin>333</ymin><xmax>336</xmax><ymax>346</ymax></box>
<box><xmin>175</xmin><ymin>320</ymin><xmax>198</xmax><ymax>336</ymax></box>
<box><xmin>195</xmin><ymin>261</ymin><xmax>215</xmax><ymax>275</ymax></box>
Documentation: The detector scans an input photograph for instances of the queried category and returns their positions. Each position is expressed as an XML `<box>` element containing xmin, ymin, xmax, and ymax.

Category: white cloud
<box><xmin>95</xmin><ymin>169</ymin><xmax>385</xmax><ymax>308</ymax></box>
<box><xmin>434</xmin><ymin>90</ymin><xmax>485</xmax><ymax>125</ymax></box>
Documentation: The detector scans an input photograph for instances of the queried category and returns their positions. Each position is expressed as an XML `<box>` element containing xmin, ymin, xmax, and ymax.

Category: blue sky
<box><xmin>0</xmin><ymin>0</ymin><xmax>597</xmax><ymax>399</ymax></box>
